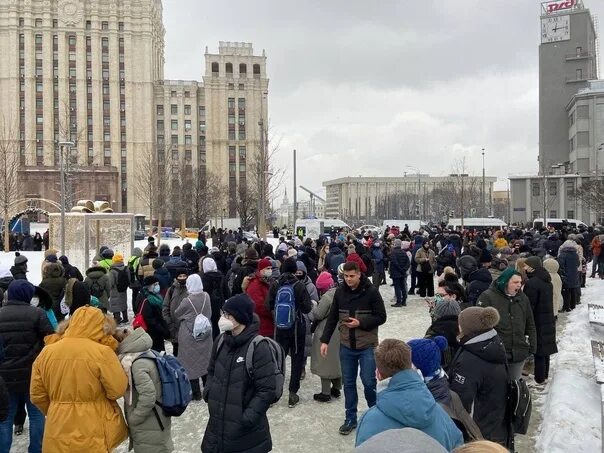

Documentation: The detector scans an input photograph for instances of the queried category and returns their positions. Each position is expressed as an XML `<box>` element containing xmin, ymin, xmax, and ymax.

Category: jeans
<box><xmin>392</xmin><ymin>277</ymin><xmax>407</xmax><ymax>305</ymax></box>
<box><xmin>340</xmin><ymin>345</ymin><xmax>377</xmax><ymax>423</ymax></box>
<box><xmin>0</xmin><ymin>392</ymin><xmax>45</xmax><ymax>453</ymax></box>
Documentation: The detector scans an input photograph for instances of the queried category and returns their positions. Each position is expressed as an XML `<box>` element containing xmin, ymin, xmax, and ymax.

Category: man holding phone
<box><xmin>320</xmin><ymin>261</ymin><xmax>387</xmax><ymax>436</ymax></box>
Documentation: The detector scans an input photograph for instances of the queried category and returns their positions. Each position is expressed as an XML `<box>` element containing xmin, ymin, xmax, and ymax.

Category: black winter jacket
<box><xmin>425</xmin><ymin>315</ymin><xmax>460</xmax><ymax>371</ymax></box>
<box><xmin>231</xmin><ymin>259</ymin><xmax>258</xmax><ymax>296</ymax></box>
<box><xmin>478</xmin><ymin>284</ymin><xmax>537</xmax><ymax>362</ymax></box>
<box><xmin>202</xmin><ymin>271</ymin><xmax>230</xmax><ymax>339</ymax></box>
<box><xmin>202</xmin><ymin>320</ymin><xmax>276</xmax><ymax>453</ymax></box>
<box><xmin>9</xmin><ymin>264</ymin><xmax>27</xmax><ymax>280</ymax></box>
<box><xmin>465</xmin><ymin>267</ymin><xmax>492</xmax><ymax>309</ymax></box>
<box><xmin>140</xmin><ymin>292</ymin><xmax>170</xmax><ymax>352</ymax></box>
<box><xmin>449</xmin><ymin>329</ymin><xmax>512</xmax><ymax>449</ymax></box>
<box><xmin>0</xmin><ymin>301</ymin><xmax>54</xmax><ymax>392</ymax></box>
<box><xmin>321</xmin><ymin>275</ymin><xmax>387</xmax><ymax>350</ymax></box>
<box><xmin>524</xmin><ymin>267</ymin><xmax>558</xmax><ymax>356</ymax></box>
<box><xmin>389</xmin><ymin>248</ymin><xmax>410</xmax><ymax>279</ymax></box>
<box><xmin>557</xmin><ymin>244</ymin><xmax>580</xmax><ymax>289</ymax></box>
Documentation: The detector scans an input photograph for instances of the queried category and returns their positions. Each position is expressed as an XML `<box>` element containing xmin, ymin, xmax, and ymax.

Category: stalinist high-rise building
<box><xmin>0</xmin><ymin>0</ymin><xmax>269</xmax><ymax>220</ymax></box>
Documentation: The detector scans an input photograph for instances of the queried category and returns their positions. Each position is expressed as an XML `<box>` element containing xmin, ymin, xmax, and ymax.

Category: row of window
<box><xmin>532</xmin><ymin>210</ymin><xmax>575</xmax><ymax>219</ymax></box>
<box><xmin>211</xmin><ymin>62</ymin><xmax>261</xmax><ymax>76</ymax></box>
<box><xmin>531</xmin><ymin>180</ymin><xmax>575</xmax><ymax>197</ymax></box>
<box><xmin>21</xmin><ymin>17</ymin><xmax>124</xmax><ymax>31</ymax></box>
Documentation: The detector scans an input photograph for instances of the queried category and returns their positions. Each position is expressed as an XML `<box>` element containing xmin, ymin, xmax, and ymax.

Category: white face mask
<box><xmin>218</xmin><ymin>316</ymin><xmax>235</xmax><ymax>333</ymax></box>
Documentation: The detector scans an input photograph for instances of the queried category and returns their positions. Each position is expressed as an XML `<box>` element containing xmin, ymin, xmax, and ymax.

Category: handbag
<box><xmin>132</xmin><ymin>300</ymin><xmax>148</xmax><ymax>331</ymax></box>
<box><xmin>188</xmin><ymin>295</ymin><xmax>212</xmax><ymax>340</ymax></box>
<box><xmin>420</xmin><ymin>261</ymin><xmax>432</xmax><ymax>273</ymax></box>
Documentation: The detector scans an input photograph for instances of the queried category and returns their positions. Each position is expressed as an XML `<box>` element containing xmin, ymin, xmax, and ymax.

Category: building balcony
<box><xmin>566</xmin><ymin>76</ymin><xmax>589</xmax><ymax>84</ymax></box>
<box><xmin>566</xmin><ymin>51</ymin><xmax>593</xmax><ymax>60</ymax></box>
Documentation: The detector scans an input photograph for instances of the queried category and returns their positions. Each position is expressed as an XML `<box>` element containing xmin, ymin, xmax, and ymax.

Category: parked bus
<box><xmin>447</xmin><ymin>217</ymin><xmax>507</xmax><ymax>230</ymax></box>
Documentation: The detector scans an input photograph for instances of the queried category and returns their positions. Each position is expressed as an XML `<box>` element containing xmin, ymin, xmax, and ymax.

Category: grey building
<box><xmin>539</xmin><ymin>0</ymin><xmax>597</xmax><ymax>167</ymax></box>
<box><xmin>510</xmin><ymin>0</ymin><xmax>601</xmax><ymax>225</ymax></box>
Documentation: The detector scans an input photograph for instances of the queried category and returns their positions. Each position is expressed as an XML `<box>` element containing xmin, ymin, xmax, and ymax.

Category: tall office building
<box><xmin>510</xmin><ymin>0</ymin><xmax>601</xmax><ymax>224</ymax></box>
<box><xmin>0</xmin><ymin>0</ymin><xmax>164</xmax><ymax>212</ymax></box>
<box><xmin>539</xmin><ymin>0</ymin><xmax>598</xmax><ymax>169</ymax></box>
<box><xmin>0</xmin><ymin>1</ymin><xmax>269</xmax><ymax>221</ymax></box>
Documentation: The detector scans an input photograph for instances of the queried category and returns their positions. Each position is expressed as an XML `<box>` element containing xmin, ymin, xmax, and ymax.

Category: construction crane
<box><xmin>299</xmin><ymin>186</ymin><xmax>325</xmax><ymax>219</ymax></box>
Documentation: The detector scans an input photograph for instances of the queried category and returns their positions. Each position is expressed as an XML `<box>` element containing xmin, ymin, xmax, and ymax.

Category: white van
<box><xmin>532</xmin><ymin>218</ymin><xmax>588</xmax><ymax>230</ymax></box>
<box><xmin>447</xmin><ymin>217</ymin><xmax>507</xmax><ymax>230</ymax></box>
<box><xmin>294</xmin><ymin>218</ymin><xmax>350</xmax><ymax>239</ymax></box>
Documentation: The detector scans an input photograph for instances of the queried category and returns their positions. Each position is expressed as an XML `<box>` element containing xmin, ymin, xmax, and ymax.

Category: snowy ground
<box><xmin>2</xmin><ymin>237</ymin><xmax>597</xmax><ymax>452</ymax></box>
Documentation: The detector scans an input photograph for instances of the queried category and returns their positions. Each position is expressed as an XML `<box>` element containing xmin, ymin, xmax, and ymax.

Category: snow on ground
<box><xmin>535</xmin><ymin>275</ymin><xmax>604</xmax><ymax>453</ymax></box>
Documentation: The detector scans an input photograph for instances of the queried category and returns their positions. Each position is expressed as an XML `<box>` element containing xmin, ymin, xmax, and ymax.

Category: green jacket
<box><xmin>477</xmin><ymin>284</ymin><xmax>537</xmax><ymax>362</ymax></box>
<box><xmin>118</xmin><ymin>329</ymin><xmax>173</xmax><ymax>453</ymax></box>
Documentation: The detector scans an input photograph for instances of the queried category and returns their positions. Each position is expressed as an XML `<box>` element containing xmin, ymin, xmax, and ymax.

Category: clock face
<box><xmin>541</xmin><ymin>15</ymin><xmax>570</xmax><ymax>43</ymax></box>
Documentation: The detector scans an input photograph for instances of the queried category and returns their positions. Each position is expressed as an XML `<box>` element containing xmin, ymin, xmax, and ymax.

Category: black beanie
<box><xmin>223</xmin><ymin>294</ymin><xmax>254</xmax><ymax>326</ymax></box>
<box><xmin>282</xmin><ymin>257</ymin><xmax>298</xmax><ymax>274</ymax></box>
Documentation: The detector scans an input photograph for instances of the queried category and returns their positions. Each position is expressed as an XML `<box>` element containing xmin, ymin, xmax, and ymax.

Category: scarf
<box><xmin>142</xmin><ymin>288</ymin><xmax>163</xmax><ymax>307</ymax></box>
<box><xmin>119</xmin><ymin>352</ymin><xmax>145</xmax><ymax>405</ymax></box>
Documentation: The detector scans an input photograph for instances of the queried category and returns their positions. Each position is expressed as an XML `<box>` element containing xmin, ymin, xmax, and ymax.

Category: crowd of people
<box><xmin>0</xmin><ymin>221</ymin><xmax>596</xmax><ymax>452</ymax></box>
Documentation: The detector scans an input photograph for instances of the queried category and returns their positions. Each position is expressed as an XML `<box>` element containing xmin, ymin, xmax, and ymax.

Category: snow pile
<box><xmin>536</xmin><ymin>279</ymin><xmax>604</xmax><ymax>452</ymax></box>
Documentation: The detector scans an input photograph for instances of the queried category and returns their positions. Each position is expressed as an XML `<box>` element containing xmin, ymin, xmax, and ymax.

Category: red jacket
<box><xmin>245</xmin><ymin>274</ymin><xmax>274</xmax><ymax>337</ymax></box>
<box><xmin>346</xmin><ymin>253</ymin><xmax>368</xmax><ymax>273</ymax></box>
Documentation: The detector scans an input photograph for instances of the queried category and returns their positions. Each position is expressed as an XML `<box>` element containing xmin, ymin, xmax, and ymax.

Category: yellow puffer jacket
<box><xmin>30</xmin><ymin>306</ymin><xmax>128</xmax><ymax>453</ymax></box>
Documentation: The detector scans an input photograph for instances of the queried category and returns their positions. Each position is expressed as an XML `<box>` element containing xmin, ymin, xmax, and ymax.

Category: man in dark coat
<box><xmin>181</xmin><ymin>242</ymin><xmax>200</xmax><ymax>275</ymax></box>
<box><xmin>464</xmin><ymin>265</ymin><xmax>492</xmax><ymax>310</ymax></box>
<box><xmin>449</xmin><ymin>306</ymin><xmax>512</xmax><ymax>450</ymax></box>
<box><xmin>0</xmin><ymin>280</ymin><xmax>54</xmax><ymax>452</ymax></box>
<box><xmin>202</xmin><ymin>295</ymin><xmax>277</xmax><ymax>453</ymax></box>
<box><xmin>321</xmin><ymin>261</ymin><xmax>387</xmax><ymax>435</ymax></box>
<box><xmin>523</xmin><ymin>256</ymin><xmax>558</xmax><ymax>384</ymax></box>
<box><xmin>58</xmin><ymin>255</ymin><xmax>84</xmax><ymax>281</ymax></box>
<box><xmin>9</xmin><ymin>254</ymin><xmax>28</xmax><ymax>281</ymax></box>
<box><xmin>266</xmin><ymin>258</ymin><xmax>312</xmax><ymax>408</ymax></box>
<box><xmin>389</xmin><ymin>239</ymin><xmax>410</xmax><ymax>307</ymax></box>
<box><xmin>231</xmin><ymin>248</ymin><xmax>259</xmax><ymax>296</ymax></box>
<box><xmin>557</xmin><ymin>240</ymin><xmax>581</xmax><ymax>311</ymax></box>
<box><xmin>477</xmin><ymin>268</ymin><xmax>537</xmax><ymax>380</ymax></box>
<box><xmin>325</xmin><ymin>242</ymin><xmax>345</xmax><ymax>280</ymax></box>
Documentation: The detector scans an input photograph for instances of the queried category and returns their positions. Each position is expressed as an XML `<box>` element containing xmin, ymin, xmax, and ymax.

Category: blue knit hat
<box><xmin>408</xmin><ymin>336</ymin><xmax>448</xmax><ymax>378</ymax></box>
<box><xmin>7</xmin><ymin>280</ymin><xmax>36</xmax><ymax>303</ymax></box>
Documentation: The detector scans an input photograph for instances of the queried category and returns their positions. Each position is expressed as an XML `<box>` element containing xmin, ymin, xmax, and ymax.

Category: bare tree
<box><xmin>0</xmin><ymin>117</ymin><xmax>22</xmax><ymax>251</ymax></box>
<box><xmin>576</xmin><ymin>180</ymin><xmax>604</xmax><ymax>222</ymax></box>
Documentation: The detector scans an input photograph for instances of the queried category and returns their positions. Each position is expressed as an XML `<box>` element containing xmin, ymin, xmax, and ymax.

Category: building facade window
<box><xmin>171</xmin><ymin>104</ymin><xmax>177</xmax><ymax>115</ymax></box>
<box><xmin>157</xmin><ymin>105</ymin><xmax>164</xmax><ymax>115</ymax></box>
<box><xmin>532</xmin><ymin>182</ymin><xmax>540</xmax><ymax>197</ymax></box>
<box><xmin>566</xmin><ymin>180</ymin><xmax>575</xmax><ymax>198</ymax></box>
<box><xmin>171</xmin><ymin>120</ymin><xmax>178</xmax><ymax>130</ymax></box>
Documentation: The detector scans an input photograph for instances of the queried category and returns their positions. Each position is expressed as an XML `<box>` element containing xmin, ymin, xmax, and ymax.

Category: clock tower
<box><xmin>539</xmin><ymin>0</ymin><xmax>598</xmax><ymax>170</ymax></box>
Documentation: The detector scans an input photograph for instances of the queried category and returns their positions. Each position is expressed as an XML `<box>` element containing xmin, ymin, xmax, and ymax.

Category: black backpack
<box><xmin>114</xmin><ymin>268</ymin><xmax>130</xmax><ymax>292</ymax></box>
<box><xmin>507</xmin><ymin>377</ymin><xmax>532</xmax><ymax>434</ymax></box>
<box><xmin>89</xmin><ymin>279</ymin><xmax>104</xmax><ymax>298</ymax></box>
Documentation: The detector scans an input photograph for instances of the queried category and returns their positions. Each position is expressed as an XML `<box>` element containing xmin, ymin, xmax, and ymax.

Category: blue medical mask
<box><xmin>152</xmin><ymin>283</ymin><xmax>161</xmax><ymax>294</ymax></box>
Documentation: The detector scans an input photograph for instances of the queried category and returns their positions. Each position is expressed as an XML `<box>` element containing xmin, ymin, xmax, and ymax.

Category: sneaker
<box><xmin>339</xmin><ymin>419</ymin><xmax>357</xmax><ymax>435</ymax></box>
<box><xmin>330</xmin><ymin>387</ymin><xmax>341</xmax><ymax>398</ymax></box>
<box><xmin>14</xmin><ymin>424</ymin><xmax>23</xmax><ymax>436</ymax></box>
<box><xmin>288</xmin><ymin>392</ymin><xmax>300</xmax><ymax>408</ymax></box>
<box><xmin>313</xmin><ymin>393</ymin><xmax>331</xmax><ymax>403</ymax></box>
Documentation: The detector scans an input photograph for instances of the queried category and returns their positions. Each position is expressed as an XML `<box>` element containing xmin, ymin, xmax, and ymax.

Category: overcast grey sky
<box><xmin>163</xmin><ymin>0</ymin><xmax>604</xmax><ymax>199</ymax></box>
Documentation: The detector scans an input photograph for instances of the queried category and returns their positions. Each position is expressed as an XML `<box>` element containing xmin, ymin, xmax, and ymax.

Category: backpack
<box><xmin>507</xmin><ymin>377</ymin><xmax>532</xmax><ymax>435</ymax></box>
<box><xmin>274</xmin><ymin>283</ymin><xmax>296</xmax><ymax>330</ymax></box>
<box><xmin>89</xmin><ymin>278</ymin><xmax>104</xmax><ymax>298</ymax></box>
<box><xmin>186</xmin><ymin>295</ymin><xmax>212</xmax><ymax>340</ymax></box>
<box><xmin>134</xmin><ymin>350</ymin><xmax>192</xmax><ymax>417</ymax></box>
<box><xmin>114</xmin><ymin>268</ymin><xmax>130</xmax><ymax>293</ymax></box>
<box><xmin>216</xmin><ymin>334</ymin><xmax>285</xmax><ymax>404</ymax></box>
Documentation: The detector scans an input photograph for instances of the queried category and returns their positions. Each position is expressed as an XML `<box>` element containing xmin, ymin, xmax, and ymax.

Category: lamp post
<box><xmin>482</xmin><ymin>148</ymin><xmax>486</xmax><ymax>217</ymax></box>
<box><xmin>404</xmin><ymin>166</ymin><xmax>421</xmax><ymax>220</ymax></box>
<box><xmin>57</xmin><ymin>141</ymin><xmax>74</xmax><ymax>255</ymax></box>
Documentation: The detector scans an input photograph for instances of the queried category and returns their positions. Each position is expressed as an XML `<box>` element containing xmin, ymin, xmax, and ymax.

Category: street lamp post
<box><xmin>482</xmin><ymin>148</ymin><xmax>486</xmax><ymax>217</ymax></box>
<box><xmin>57</xmin><ymin>141</ymin><xmax>74</xmax><ymax>256</ymax></box>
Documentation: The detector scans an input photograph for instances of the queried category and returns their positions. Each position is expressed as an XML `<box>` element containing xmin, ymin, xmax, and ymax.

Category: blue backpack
<box><xmin>274</xmin><ymin>283</ymin><xmax>296</xmax><ymax>329</ymax></box>
<box><xmin>135</xmin><ymin>350</ymin><xmax>192</xmax><ymax>417</ymax></box>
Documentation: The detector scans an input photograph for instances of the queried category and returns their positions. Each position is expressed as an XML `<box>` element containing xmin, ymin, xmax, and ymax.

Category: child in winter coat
<box><xmin>117</xmin><ymin>328</ymin><xmax>174</xmax><ymax>453</ymax></box>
